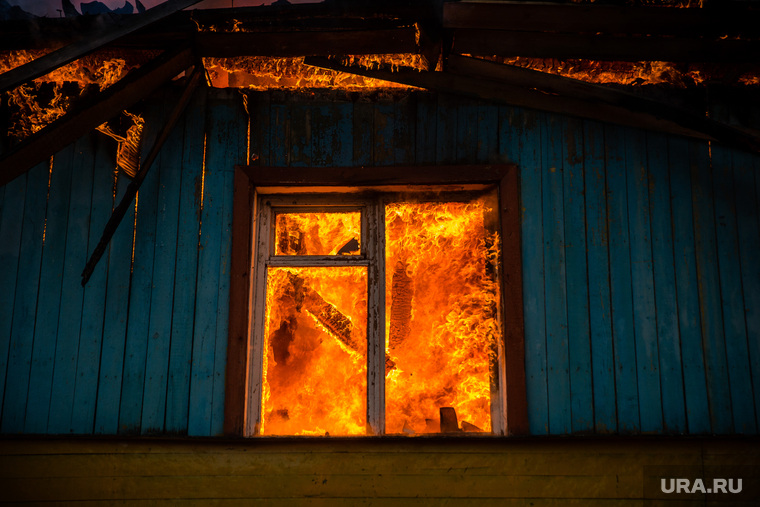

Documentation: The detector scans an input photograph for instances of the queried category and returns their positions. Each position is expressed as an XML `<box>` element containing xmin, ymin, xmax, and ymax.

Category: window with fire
<box><xmin>248</xmin><ymin>188</ymin><xmax>506</xmax><ymax>436</ymax></box>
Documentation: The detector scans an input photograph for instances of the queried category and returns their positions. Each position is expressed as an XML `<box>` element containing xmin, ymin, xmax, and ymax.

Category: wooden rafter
<box><xmin>304</xmin><ymin>56</ymin><xmax>760</xmax><ymax>154</ymax></box>
<box><xmin>451</xmin><ymin>30</ymin><xmax>760</xmax><ymax>63</ymax></box>
<box><xmin>0</xmin><ymin>0</ymin><xmax>201</xmax><ymax>94</ymax></box>
<box><xmin>0</xmin><ymin>47</ymin><xmax>194</xmax><ymax>187</ymax></box>
<box><xmin>196</xmin><ymin>27</ymin><xmax>418</xmax><ymax>58</ymax></box>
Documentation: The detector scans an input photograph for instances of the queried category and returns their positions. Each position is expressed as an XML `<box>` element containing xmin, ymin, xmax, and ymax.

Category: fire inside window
<box><xmin>247</xmin><ymin>188</ymin><xmax>506</xmax><ymax>436</ymax></box>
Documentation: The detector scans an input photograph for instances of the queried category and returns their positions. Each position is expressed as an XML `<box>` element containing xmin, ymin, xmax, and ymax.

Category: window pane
<box><xmin>274</xmin><ymin>212</ymin><xmax>361</xmax><ymax>255</ymax></box>
<box><xmin>263</xmin><ymin>266</ymin><xmax>368</xmax><ymax>435</ymax></box>
<box><xmin>384</xmin><ymin>199</ymin><xmax>501</xmax><ymax>434</ymax></box>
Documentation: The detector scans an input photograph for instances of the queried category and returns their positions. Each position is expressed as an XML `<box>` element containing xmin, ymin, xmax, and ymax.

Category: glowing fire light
<box><xmin>261</xmin><ymin>196</ymin><xmax>501</xmax><ymax>436</ymax></box>
<box><xmin>0</xmin><ymin>49</ymin><xmax>146</xmax><ymax>141</ymax></box>
<box><xmin>204</xmin><ymin>54</ymin><xmax>426</xmax><ymax>90</ymax></box>
<box><xmin>263</xmin><ymin>266</ymin><xmax>368</xmax><ymax>436</ymax></box>
<box><xmin>384</xmin><ymin>201</ymin><xmax>500</xmax><ymax>434</ymax></box>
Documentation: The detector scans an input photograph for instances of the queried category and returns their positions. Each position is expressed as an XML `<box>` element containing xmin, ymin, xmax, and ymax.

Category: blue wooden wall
<box><xmin>0</xmin><ymin>87</ymin><xmax>758</xmax><ymax>436</ymax></box>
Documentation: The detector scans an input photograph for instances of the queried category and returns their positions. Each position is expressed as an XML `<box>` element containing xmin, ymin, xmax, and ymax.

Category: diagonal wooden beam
<box><xmin>0</xmin><ymin>0</ymin><xmax>202</xmax><ymax>94</ymax></box>
<box><xmin>304</xmin><ymin>56</ymin><xmax>760</xmax><ymax>154</ymax></box>
<box><xmin>0</xmin><ymin>47</ymin><xmax>194</xmax><ymax>187</ymax></box>
<box><xmin>81</xmin><ymin>63</ymin><xmax>204</xmax><ymax>286</ymax></box>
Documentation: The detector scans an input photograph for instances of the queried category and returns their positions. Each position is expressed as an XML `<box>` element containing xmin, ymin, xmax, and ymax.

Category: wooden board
<box><xmin>47</xmin><ymin>134</ymin><xmax>96</xmax><ymax>434</ymax></box>
<box><xmin>604</xmin><ymin>125</ymin><xmax>639</xmax><ymax>434</ymax></box>
<box><xmin>625</xmin><ymin>129</ymin><xmax>662</xmax><ymax>434</ymax></box>
<box><xmin>582</xmin><ymin>120</ymin><xmax>616</xmax><ymax>434</ymax></box>
<box><xmin>0</xmin><ymin>161</ymin><xmax>48</xmax><ymax>433</ymax></box>
<box><xmin>647</xmin><ymin>132</ymin><xmax>686</xmax><ymax>434</ymax></box>
<box><xmin>669</xmin><ymin>139</ymin><xmax>710</xmax><ymax>435</ymax></box>
<box><xmin>165</xmin><ymin>89</ymin><xmax>207</xmax><ymax>434</ymax></box>
<box><xmin>563</xmin><ymin>117</ymin><xmax>592</xmax><ymax>434</ymax></box>
<box><xmin>21</xmin><ymin>145</ymin><xmax>76</xmax><ymax>433</ymax></box>
<box><xmin>1</xmin><ymin>436</ymin><xmax>758</xmax><ymax>503</ymax></box>
<box><xmin>70</xmin><ymin>134</ymin><xmax>114</xmax><ymax>434</ymax></box>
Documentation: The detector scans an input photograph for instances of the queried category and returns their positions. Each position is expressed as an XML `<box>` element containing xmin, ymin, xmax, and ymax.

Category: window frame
<box><xmin>224</xmin><ymin>165</ymin><xmax>528</xmax><ymax>437</ymax></box>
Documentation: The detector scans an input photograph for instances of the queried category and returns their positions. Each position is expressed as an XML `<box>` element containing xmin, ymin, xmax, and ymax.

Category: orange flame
<box><xmin>262</xmin><ymin>196</ymin><xmax>501</xmax><ymax>436</ymax></box>
<box><xmin>204</xmin><ymin>54</ymin><xmax>426</xmax><ymax>90</ymax></box>
<box><xmin>274</xmin><ymin>211</ymin><xmax>361</xmax><ymax>256</ymax></box>
<box><xmin>384</xmin><ymin>200</ymin><xmax>500</xmax><ymax>434</ymax></box>
<box><xmin>263</xmin><ymin>266</ymin><xmax>368</xmax><ymax>436</ymax></box>
<box><xmin>1</xmin><ymin>49</ymin><xmax>145</xmax><ymax>141</ymax></box>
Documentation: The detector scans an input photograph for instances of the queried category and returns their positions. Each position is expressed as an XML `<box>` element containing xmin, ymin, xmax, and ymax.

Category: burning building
<box><xmin>1</xmin><ymin>0</ymin><xmax>759</xmax><ymax>504</ymax></box>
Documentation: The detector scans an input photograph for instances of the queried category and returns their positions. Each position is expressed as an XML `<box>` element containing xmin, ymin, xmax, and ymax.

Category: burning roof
<box><xmin>1</xmin><ymin>0</ymin><xmax>759</xmax><ymax>179</ymax></box>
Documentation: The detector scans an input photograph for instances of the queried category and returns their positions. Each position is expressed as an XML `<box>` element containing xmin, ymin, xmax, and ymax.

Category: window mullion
<box><xmin>365</xmin><ymin>198</ymin><xmax>386</xmax><ymax>435</ymax></box>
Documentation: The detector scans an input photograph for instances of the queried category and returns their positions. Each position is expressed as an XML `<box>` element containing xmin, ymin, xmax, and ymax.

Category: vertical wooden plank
<box><xmin>373</xmin><ymin>101</ymin><xmax>394</xmax><ymax>166</ymax></box>
<box><xmin>93</xmin><ymin>171</ymin><xmax>135</xmax><ymax>435</ymax></box>
<box><xmin>47</xmin><ymin>134</ymin><xmax>97</xmax><ymax>434</ymax></box>
<box><xmin>20</xmin><ymin>148</ymin><xmax>74</xmax><ymax>434</ymax></box>
<box><xmin>118</xmin><ymin>97</ymin><xmax>165</xmax><ymax>434</ymax></box>
<box><xmin>734</xmin><ymin>150</ymin><xmax>760</xmax><ymax>431</ymax></box>
<box><xmin>289</xmin><ymin>101</ymin><xmax>311</xmax><ymax>167</ymax></box>
<box><xmin>563</xmin><ymin>117</ymin><xmax>592</xmax><ymax>433</ymax></box>
<box><xmin>669</xmin><ymin>138</ymin><xmax>710</xmax><ymax>434</ymax></box>
<box><xmin>1</xmin><ymin>162</ymin><xmax>46</xmax><ymax>432</ymax></box>
<box><xmin>583</xmin><ymin>120</ymin><xmax>616</xmax><ymax>434</ymax></box>
<box><xmin>0</xmin><ymin>179</ymin><xmax>13</xmax><ymax>418</ymax></box>
<box><xmin>605</xmin><ymin>124</ymin><xmax>640</xmax><ymax>434</ymax></box>
<box><xmin>270</xmin><ymin>99</ymin><xmax>289</xmax><ymax>167</ymax></box>
<box><xmin>352</xmin><ymin>97</ymin><xmax>373</xmax><ymax>166</ymax></box>
<box><xmin>691</xmin><ymin>141</ymin><xmax>732</xmax><ymax>433</ymax></box>
<box><xmin>647</xmin><ymin>132</ymin><xmax>686</xmax><ymax>434</ymax></box>
<box><xmin>500</xmin><ymin>106</ymin><xmax>548</xmax><ymax>435</ymax></box>
<box><xmin>413</xmin><ymin>92</ymin><xmax>436</xmax><ymax>165</ymax></box>
<box><xmin>249</xmin><ymin>91</ymin><xmax>270</xmax><ymax>166</ymax></box>
<box><xmin>455</xmin><ymin>97</ymin><xmax>479</xmax><ymax>164</ymax></box>
<box><xmin>166</xmin><ymin>89</ymin><xmax>206</xmax><ymax>434</ymax></box>
<box><xmin>140</xmin><ymin>94</ymin><xmax>187</xmax><ymax>435</ymax></box>
<box><xmin>712</xmin><ymin>145</ymin><xmax>755</xmax><ymax>434</ymax></box>
<box><xmin>435</xmin><ymin>94</ymin><xmax>457</xmax><ymax>165</ymax></box>
<box><xmin>311</xmin><ymin>102</ymin><xmax>336</xmax><ymax>168</ymax></box>
<box><xmin>393</xmin><ymin>94</ymin><xmax>414</xmax><ymax>166</ymax></box>
<box><xmin>212</xmin><ymin>93</ymin><xmax>246</xmax><ymax>437</ymax></box>
<box><xmin>477</xmin><ymin>102</ymin><xmax>498</xmax><ymax>164</ymax></box>
<box><xmin>332</xmin><ymin>101</ymin><xmax>353</xmax><ymax>168</ymax></box>
<box><xmin>189</xmin><ymin>90</ymin><xmax>245</xmax><ymax>436</ymax></box>
<box><xmin>70</xmin><ymin>135</ymin><xmax>113</xmax><ymax>434</ymax></box>
<box><xmin>543</xmin><ymin>115</ymin><xmax>570</xmax><ymax>435</ymax></box>
<box><xmin>626</xmin><ymin>129</ymin><xmax>662</xmax><ymax>433</ymax></box>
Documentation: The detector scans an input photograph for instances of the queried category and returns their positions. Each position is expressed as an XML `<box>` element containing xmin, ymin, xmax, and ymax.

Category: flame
<box><xmin>274</xmin><ymin>211</ymin><xmax>361</xmax><ymax>256</ymax></box>
<box><xmin>384</xmin><ymin>200</ymin><xmax>500</xmax><ymax>434</ymax></box>
<box><xmin>204</xmin><ymin>54</ymin><xmax>426</xmax><ymax>90</ymax></box>
<box><xmin>262</xmin><ymin>196</ymin><xmax>501</xmax><ymax>436</ymax></box>
<box><xmin>1</xmin><ymin>49</ymin><xmax>146</xmax><ymax>141</ymax></box>
<box><xmin>263</xmin><ymin>266</ymin><xmax>368</xmax><ymax>436</ymax></box>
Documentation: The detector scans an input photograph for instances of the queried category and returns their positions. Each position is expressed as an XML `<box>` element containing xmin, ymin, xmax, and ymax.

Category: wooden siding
<box><xmin>0</xmin><ymin>87</ymin><xmax>246</xmax><ymax>436</ymax></box>
<box><xmin>1</xmin><ymin>436</ymin><xmax>759</xmax><ymax>504</ymax></box>
<box><xmin>0</xmin><ymin>88</ymin><xmax>759</xmax><ymax>437</ymax></box>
